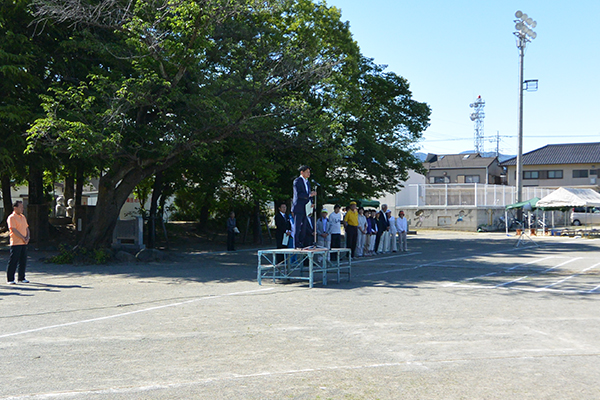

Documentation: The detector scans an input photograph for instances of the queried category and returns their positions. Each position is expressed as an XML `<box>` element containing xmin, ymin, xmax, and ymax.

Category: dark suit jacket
<box><xmin>302</xmin><ymin>216</ymin><xmax>315</xmax><ymax>247</ymax></box>
<box><xmin>275</xmin><ymin>212</ymin><xmax>291</xmax><ymax>248</ymax></box>
<box><xmin>292</xmin><ymin>176</ymin><xmax>311</xmax><ymax>217</ymax></box>
<box><xmin>376</xmin><ymin>210</ymin><xmax>389</xmax><ymax>232</ymax></box>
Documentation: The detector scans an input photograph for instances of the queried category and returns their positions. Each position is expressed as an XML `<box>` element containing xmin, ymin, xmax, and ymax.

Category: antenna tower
<box><xmin>469</xmin><ymin>95</ymin><xmax>485</xmax><ymax>154</ymax></box>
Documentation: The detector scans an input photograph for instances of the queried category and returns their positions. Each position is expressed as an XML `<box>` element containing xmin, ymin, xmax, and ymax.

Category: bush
<box><xmin>47</xmin><ymin>244</ymin><xmax>113</xmax><ymax>265</ymax></box>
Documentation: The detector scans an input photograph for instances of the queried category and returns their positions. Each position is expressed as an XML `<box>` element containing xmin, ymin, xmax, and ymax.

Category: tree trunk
<box><xmin>77</xmin><ymin>151</ymin><xmax>182</xmax><ymax>249</ymax></box>
<box><xmin>199</xmin><ymin>205</ymin><xmax>209</xmax><ymax>229</ymax></box>
<box><xmin>253</xmin><ymin>199</ymin><xmax>262</xmax><ymax>245</ymax></box>
<box><xmin>147</xmin><ymin>171</ymin><xmax>164</xmax><ymax>249</ymax></box>
<box><xmin>1</xmin><ymin>173</ymin><xmax>13</xmax><ymax>230</ymax></box>
<box><xmin>64</xmin><ymin>173</ymin><xmax>75</xmax><ymax>203</ymax></box>
<box><xmin>27</xmin><ymin>165</ymin><xmax>49</xmax><ymax>244</ymax></box>
<box><xmin>75</xmin><ymin>166</ymin><xmax>84</xmax><ymax>206</ymax></box>
<box><xmin>78</xmin><ymin>169</ymin><xmax>140</xmax><ymax>248</ymax></box>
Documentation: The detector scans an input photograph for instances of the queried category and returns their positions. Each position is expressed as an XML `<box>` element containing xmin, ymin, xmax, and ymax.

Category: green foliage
<box><xmin>20</xmin><ymin>0</ymin><xmax>431</xmax><ymax>248</ymax></box>
<box><xmin>47</xmin><ymin>244</ymin><xmax>112</xmax><ymax>265</ymax></box>
<box><xmin>130</xmin><ymin>176</ymin><xmax>154</xmax><ymax>218</ymax></box>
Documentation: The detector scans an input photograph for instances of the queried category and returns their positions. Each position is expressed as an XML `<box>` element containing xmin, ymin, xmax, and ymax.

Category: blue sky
<box><xmin>326</xmin><ymin>0</ymin><xmax>600</xmax><ymax>156</ymax></box>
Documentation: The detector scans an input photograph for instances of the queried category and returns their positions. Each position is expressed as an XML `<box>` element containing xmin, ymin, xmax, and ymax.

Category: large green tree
<box><xmin>28</xmin><ymin>0</ymin><xmax>358</xmax><ymax>248</ymax></box>
<box><xmin>212</xmin><ymin>55</ymin><xmax>431</xmax><ymax>208</ymax></box>
<box><xmin>0</xmin><ymin>0</ymin><xmax>36</xmax><ymax>227</ymax></box>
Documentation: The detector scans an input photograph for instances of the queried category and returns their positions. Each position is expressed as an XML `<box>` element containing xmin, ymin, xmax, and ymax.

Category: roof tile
<box><xmin>501</xmin><ymin>143</ymin><xmax>600</xmax><ymax>166</ymax></box>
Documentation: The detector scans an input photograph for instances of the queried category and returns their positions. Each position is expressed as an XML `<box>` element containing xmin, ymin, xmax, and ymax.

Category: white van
<box><xmin>571</xmin><ymin>207</ymin><xmax>600</xmax><ymax>226</ymax></box>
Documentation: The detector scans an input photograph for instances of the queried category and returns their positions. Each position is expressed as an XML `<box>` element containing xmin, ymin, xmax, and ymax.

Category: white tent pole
<box><xmin>543</xmin><ymin>212</ymin><xmax>546</xmax><ymax>234</ymax></box>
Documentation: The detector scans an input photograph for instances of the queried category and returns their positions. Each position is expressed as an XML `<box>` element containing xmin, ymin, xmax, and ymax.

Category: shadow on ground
<box><xmin>1</xmin><ymin>233</ymin><xmax>599</xmax><ymax>298</ymax></box>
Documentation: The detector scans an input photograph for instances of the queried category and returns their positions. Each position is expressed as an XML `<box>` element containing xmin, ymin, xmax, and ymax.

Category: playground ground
<box><xmin>1</xmin><ymin>231</ymin><xmax>600</xmax><ymax>399</ymax></box>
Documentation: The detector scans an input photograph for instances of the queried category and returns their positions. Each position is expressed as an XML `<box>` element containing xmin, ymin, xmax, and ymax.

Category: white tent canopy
<box><xmin>536</xmin><ymin>187</ymin><xmax>600</xmax><ymax>209</ymax></box>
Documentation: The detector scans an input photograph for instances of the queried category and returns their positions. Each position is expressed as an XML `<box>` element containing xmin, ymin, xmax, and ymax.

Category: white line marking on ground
<box><xmin>5</xmin><ymin>353</ymin><xmax>600</xmax><ymax>399</ymax></box>
<box><xmin>358</xmin><ymin>246</ymin><xmax>529</xmax><ymax>278</ymax></box>
<box><xmin>588</xmin><ymin>284</ymin><xmax>600</xmax><ymax>294</ymax></box>
<box><xmin>451</xmin><ymin>283</ymin><xmax>600</xmax><ymax>295</ymax></box>
<box><xmin>0</xmin><ymin>288</ymin><xmax>274</xmax><ymax>340</ymax></box>
<box><xmin>361</xmin><ymin>266</ymin><xmax>423</xmax><ymax>276</ymax></box>
<box><xmin>583</xmin><ymin>263</ymin><xmax>600</xmax><ymax>293</ymax></box>
<box><xmin>352</xmin><ymin>252</ymin><xmax>422</xmax><ymax>264</ymax></box>
<box><xmin>443</xmin><ymin>256</ymin><xmax>556</xmax><ymax>287</ymax></box>
<box><xmin>538</xmin><ymin>261</ymin><xmax>600</xmax><ymax>292</ymax></box>
<box><xmin>581</xmin><ymin>262</ymin><xmax>600</xmax><ymax>273</ymax></box>
<box><xmin>495</xmin><ymin>257</ymin><xmax>582</xmax><ymax>288</ymax></box>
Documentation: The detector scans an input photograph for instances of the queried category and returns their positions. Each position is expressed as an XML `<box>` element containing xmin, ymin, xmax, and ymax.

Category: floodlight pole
<box><xmin>513</xmin><ymin>10</ymin><xmax>537</xmax><ymax>205</ymax></box>
<box><xmin>516</xmin><ymin>36</ymin><xmax>525</xmax><ymax>204</ymax></box>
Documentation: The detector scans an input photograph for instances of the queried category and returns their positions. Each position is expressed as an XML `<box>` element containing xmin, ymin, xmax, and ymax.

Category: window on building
<box><xmin>573</xmin><ymin>170</ymin><xmax>589</xmax><ymax>178</ymax></box>
<box><xmin>523</xmin><ymin>171</ymin><xmax>539</xmax><ymax>179</ymax></box>
<box><xmin>430</xmin><ymin>176</ymin><xmax>447</xmax><ymax>183</ymax></box>
<box><xmin>465</xmin><ymin>175</ymin><xmax>480</xmax><ymax>183</ymax></box>
<box><xmin>590</xmin><ymin>170</ymin><xmax>598</xmax><ymax>176</ymax></box>
<box><xmin>547</xmin><ymin>170</ymin><xmax>563</xmax><ymax>179</ymax></box>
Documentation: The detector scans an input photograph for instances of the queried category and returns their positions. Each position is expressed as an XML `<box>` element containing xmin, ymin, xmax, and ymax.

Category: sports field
<box><xmin>2</xmin><ymin>232</ymin><xmax>600</xmax><ymax>399</ymax></box>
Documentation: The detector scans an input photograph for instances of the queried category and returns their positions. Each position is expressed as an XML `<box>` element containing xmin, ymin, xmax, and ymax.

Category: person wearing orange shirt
<box><xmin>6</xmin><ymin>200</ymin><xmax>30</xmax><ymax>284</ymax></box>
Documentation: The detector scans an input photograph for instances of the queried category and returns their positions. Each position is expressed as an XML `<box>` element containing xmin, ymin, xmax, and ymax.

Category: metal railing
<box><xmin>399</xmin><ymin>184</ymin><xmax>554</xmax><ymax>207</ymax></box>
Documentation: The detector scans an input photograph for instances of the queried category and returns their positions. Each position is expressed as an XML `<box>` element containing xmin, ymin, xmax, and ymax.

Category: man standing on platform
<box><xmin>6</xmin><ymin>200</ymin><xmax>30</xmax><ymax>284</ymax></box>
<box><xmin>292</xmin><ymin>165</ymin><xmax>315</xmax><ymax>248</ymax></box>
<box><xmin>343</xmin><ymin>201</ymin><xmax>359</xmax><ymax>257</ymax></box>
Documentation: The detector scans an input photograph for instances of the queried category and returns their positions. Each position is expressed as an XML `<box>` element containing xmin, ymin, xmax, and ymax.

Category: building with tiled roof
<box><xmin>500</xmin><ymin>143</ymin><xmax>600</xmax><ymax>189</ymax></box>
<box><xmin>424</xmin><ymin>153</ymin><xmax>503</xmax><ymax>184</ymax></box>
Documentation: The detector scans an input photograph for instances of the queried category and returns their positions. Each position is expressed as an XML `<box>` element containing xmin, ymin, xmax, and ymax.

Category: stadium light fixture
<box><xmin>513</xmin><ymin>10</ymin><xmax>537</xmax><ymax>204</ymax></box>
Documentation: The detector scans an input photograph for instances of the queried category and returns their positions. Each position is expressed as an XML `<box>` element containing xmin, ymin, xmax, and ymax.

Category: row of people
<box><xmin>275</xmin><ymin>201</ymin><xmax>409</xmax><ymax>258</ymax></box>
<box><xmin>288</xmin><ymin>165</ymin><xmax>408</xmax><ymax>257</ymax></box>
<box><xmin>337</xmin><ymin>202</ymin><xmax>408</xmax><ymax>257</ymax></box>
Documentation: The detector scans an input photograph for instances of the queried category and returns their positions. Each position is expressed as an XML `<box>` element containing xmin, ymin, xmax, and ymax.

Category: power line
<box><xmin>423</xmin><ymin>133</ymin><xmax>599</xmax><ymax>143</ymax></box>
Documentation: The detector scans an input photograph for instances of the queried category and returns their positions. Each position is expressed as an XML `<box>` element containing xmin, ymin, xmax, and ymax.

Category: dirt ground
<box><xmin>2</xmin><ymin>231</ymin><xmax>600</xmax><ymax>399</ymax></box>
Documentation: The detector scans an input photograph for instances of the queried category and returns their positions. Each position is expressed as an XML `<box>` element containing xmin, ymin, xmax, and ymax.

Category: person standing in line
<box><xmin>367</xmin><ymin>210</ymin><xmax>377</xmax><ymax>255</ymax></box>
<box><xmin>226</xmin><ymin>211</ymin><xmax>237</xmax><ymax>251</ymax></box>
<box><xmin>375</xmin><ymin>204</ymin><xmax>389</xmax><ymax>254</ymax></box>
<box><xmin>329</xmin><ymin>204</ymin><xmax>343</xmax><ymax>249</ymax></box>
<box><xmin>396</xmin><ymin>210</ymin><xmax>408</xmax><ymax>252</ymax></box>
<box><xmin>377</xmin><ymin>210</ymin><xmax>391</xmax><ymax>254</ymax></box>
<box><xmin>388</xmin><ymin>209</ymin><xmax>398</xmax><ymax>252</ymax></box>
<box><xmin>275</xmin><ymin>203</ymin><xmax>292</xmax><ymax>264</ymax></box>
<box><xmin>292</xmin><ymin>165</ymin><xmax>316</xmax><ymax>248</ymax></box>
<box><xmin>364</xmin><ymin>210</ymin><xmax>372</xmax><ymax>256</ymax></box>
<box><xmin>343</xmin><ymin>201</ymin><xmax>359</xmax><ymax>257</ymax></box>
<box><xmin>6</xmin><ymin>200</ymin><xmax>30</xmax><ymax>284</ymax></box>
<box><xmin>356</xmin><ymin>207</ymin><xmax>367</xmax><ymax>257</ymax></box>
<box><xmin>316</xmin><ymin>209</ymin><xmax>332</xmax><ymax>249</ymax></box>
<box><xmin>275</xmin><ymin>203</ymin><xmax>292</xmax><ymax>248</ymax></box>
